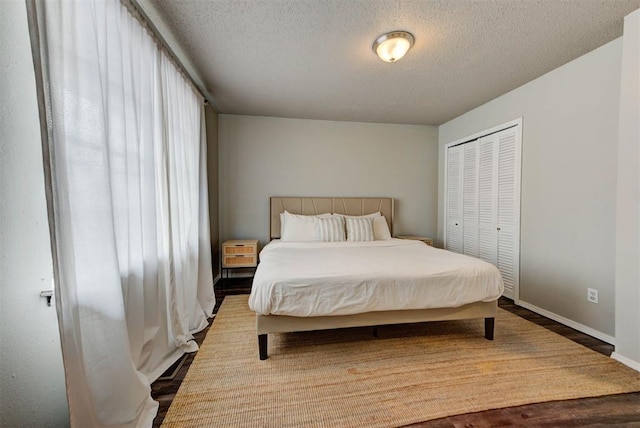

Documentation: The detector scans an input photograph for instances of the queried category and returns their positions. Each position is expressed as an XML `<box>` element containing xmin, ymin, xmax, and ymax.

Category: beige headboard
<box><xmin>270</xmin><ymin>197</ymin><xmax>394</xmax><ymax>239</ymax></box>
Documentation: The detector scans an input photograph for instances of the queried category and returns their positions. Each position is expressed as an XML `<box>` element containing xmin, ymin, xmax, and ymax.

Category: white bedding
<box><xmin>248</xmin><ymin>239</ymin><xmax>503</xmax><ymax>317</ymax></box>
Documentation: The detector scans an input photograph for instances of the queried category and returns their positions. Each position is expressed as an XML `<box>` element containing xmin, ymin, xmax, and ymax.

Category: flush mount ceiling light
<box><xmin>372</xmin><ymin>31</ymin><xmax>415</xmax><ymax>63</ymax></box>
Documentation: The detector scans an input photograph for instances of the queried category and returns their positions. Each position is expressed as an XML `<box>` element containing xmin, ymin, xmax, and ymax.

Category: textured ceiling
<box><xmin>150</xmin><ymin>0</ymin><xmax>640</xmax><ymax>125</ymax></box>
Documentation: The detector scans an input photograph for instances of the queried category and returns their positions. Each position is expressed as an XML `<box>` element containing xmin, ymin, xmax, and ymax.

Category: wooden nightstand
<box><xmin>396</xmin><ymin>235</ymin><xmax>433</xmax><ymax>246</ymax></box>
<box><xmin>222</xmin><ymin>240</ymin><xmax>259</xmax><ymax>278</ymax></box>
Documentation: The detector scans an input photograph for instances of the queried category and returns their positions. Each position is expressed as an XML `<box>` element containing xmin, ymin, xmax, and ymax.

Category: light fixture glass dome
<box><xmin>373</xmin><ymin>31</ymin><xmax>414</xmax><ymax>63</ymax></box>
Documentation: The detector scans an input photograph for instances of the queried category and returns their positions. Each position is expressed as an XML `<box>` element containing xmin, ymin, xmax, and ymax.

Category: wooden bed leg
<box><xmin>372</xmin><ymin>326</ymin><xmax>378</xmax><ymax>338</ymax></box>
<box><xmin>485</xmin><ymin>317</ymin><xmax>495</xmax><ymax>340</ymax></box>
<box><xmin>258</xmin><ymin>334</ymin><xmax>268</xmax><ymax>360</ymax></box>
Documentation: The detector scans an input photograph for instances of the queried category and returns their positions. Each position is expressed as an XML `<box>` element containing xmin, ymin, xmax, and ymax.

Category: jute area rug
<box><xmin>162</xmin><ymin>295</ymin><xmax>640</xmax><ymax>427</ymax></box>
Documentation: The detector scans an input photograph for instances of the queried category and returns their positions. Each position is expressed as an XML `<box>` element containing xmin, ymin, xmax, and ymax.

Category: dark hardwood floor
<box><xmin>151</xmin><ymin>279</ymin><xmax>640</xmax><ymax>427</ymax></box>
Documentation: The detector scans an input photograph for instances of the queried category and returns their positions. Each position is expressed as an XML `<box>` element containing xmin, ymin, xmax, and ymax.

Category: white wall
<box><xmin>613</xmin><ymin>9</ymin><xmax>640</xmax><ymax>370</ymax></box>
<box><xmin>438</xmin><ymin>39</ymin><xmax>622</xmax><ymax>339</ymax></box>
<box><xmin>0</xmin><ymin>1</ymin><xmax>69</xmax><ymax>426</ymax></box>
<box><xmin>219</xmin><ymin>115</ymin><xmax>438</xmax><ymax>245</ymax></box>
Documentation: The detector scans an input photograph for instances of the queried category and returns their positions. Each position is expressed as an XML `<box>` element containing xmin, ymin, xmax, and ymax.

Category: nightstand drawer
<box><xmin>221</xmin><ymin>239</ymin><xmax>259</xmax><ymax>268</ymax></box>
<box><xmin>223</xmin><ymin>245</ymin><xmax>255</xmax><ymax>256</ymax></box>
<box><xmin>222</xmin><ymin>254</ymin><xmax>257</xmax><ymax>268</ymax></box>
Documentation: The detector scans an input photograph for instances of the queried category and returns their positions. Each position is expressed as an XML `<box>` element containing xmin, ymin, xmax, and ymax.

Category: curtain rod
<box><xmin>122</xmin><ymin>0</ymin><xmax>218</xmax><ymax>110</ymax></box>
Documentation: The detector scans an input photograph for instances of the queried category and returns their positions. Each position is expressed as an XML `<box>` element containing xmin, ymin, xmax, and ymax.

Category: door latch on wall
<box><xmin>40</xmin><ymin>289</ymin><xmax>53</xmax><ymax>306</ymax></box>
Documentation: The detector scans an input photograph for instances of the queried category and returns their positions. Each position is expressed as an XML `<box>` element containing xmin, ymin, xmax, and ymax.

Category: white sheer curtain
<box><xmin>29</xmin><ymin>0</ymin><xmax>216</xmax><ymax>426</ymax></box>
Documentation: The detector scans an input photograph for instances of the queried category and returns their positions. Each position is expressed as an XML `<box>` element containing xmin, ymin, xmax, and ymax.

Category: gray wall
<box><xmin>0</xmin><ymin>1</ymin><xmax>69</xmax><ymax>426</ymax></box>
<box><xmin>614</xmin><ymin>9</ymin><xmax>640</xmax><ymax>368</ymax></box>
<box><xmin>219</xmin><ymin>115</ymin><xmax>439</xmax><ymax>246</ymax></box>
<box><xmin>205</xmin><ymin>105</ymin><xmax>220</xmax><ymax>281</ymax></box>
<box><xmin>438</xmin><ymin>39</ymin><xmax>622</xmax><ymax>339</ymax></box>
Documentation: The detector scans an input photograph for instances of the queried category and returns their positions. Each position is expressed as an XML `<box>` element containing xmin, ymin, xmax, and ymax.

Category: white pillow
<box><xmin>345</xmin><ymin>217</ymin><xmax>374</xmax><ymax>242</ymax></box>
<box><xmin>315</xmin><ymin>216</ymin><xmax>345</xmax><ymax>242</ymax></box>
<box><xmin>336</xmin><ymin>212</ymin><xmax>391</xmax><ymax>240</ymax></box>
<box><xmin>372</xmin><ymin>216</ymin><xmax>392</xmax><ymax>240</ymax></box>
<box><xmin>345</xmin><ymin>211</ymin><xmax>381</xmax><ymax>218</ymax></box>
<box><xmin>280</xmin><ymin>211</ymin><xmax>331</xmax><ymax>241</ymax></box>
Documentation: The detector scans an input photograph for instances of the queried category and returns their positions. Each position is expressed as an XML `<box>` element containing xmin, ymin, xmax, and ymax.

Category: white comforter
<box><xmin>248</xmin><ymin>239</ymin><xmax>503</xmax><ymax>317</ymax></box>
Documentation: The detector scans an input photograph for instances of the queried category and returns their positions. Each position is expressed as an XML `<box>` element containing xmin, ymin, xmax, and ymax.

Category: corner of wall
<box><xmin>205</xmin><ymin>105</ymin><xmax>220</xmax><ymax>281</ymax></box>
<box><xmin>614</xmin><ymin>7</ymin><xmax>640</xmax><ymax>367</ymax></box>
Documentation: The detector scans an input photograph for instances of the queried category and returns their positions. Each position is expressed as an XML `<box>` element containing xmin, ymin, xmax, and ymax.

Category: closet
<box><xmin>445</xmin><ymin>119</ymin><xmax>522</xmax><ymax>299</ymax></box>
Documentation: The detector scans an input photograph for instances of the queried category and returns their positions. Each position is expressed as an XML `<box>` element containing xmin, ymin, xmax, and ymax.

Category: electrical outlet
<box><xmin>587</xmin><ymin>288</ymin><xmax>599</xmax><ymax>304</ymax></box>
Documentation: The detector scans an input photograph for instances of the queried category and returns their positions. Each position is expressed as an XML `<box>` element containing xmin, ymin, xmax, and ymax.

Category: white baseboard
<box><xmin>517</xmin><ymin>300</ymin><xmax>616</xmax><ymax>345</ymax></box>
<box><xmin>611</xmin><ymin>352</ymin><xmax>640</xmax><ymax>372</ymax></box>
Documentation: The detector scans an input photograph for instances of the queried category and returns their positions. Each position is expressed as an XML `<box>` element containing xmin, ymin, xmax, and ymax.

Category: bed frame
<box><xmin>256</xmin><ymin>197</ymin><xmax>497</xmax><ymax>360</ymax></box>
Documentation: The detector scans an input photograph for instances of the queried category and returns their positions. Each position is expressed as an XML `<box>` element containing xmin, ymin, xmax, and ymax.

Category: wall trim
<box><xmin>517</xmin><ymin>299</ymin><xmax>615</xmax><ymax>345</ymax></box>
<box><xmin>611</xmin><ymin>352</ymin><xmax>640</xmax><ymax>372</ymax></box>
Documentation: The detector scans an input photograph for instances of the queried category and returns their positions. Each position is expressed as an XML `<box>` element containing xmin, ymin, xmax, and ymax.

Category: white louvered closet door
<box><xmin>477</xmin><ymin>134</ymin><xmax>498</xmax><ymax>265</ymax></box>
<box><xmin>462</xmin><ymin>141</ymin><xmax>479</xmax><ymax>257</ymax></box>
<box><xmin>496</xmin><ymin>128</ymin><xmax>520</xmax><ymax>298</ymax></box>
<box><xmin>446</xmin><ymin>145</ymin><xmax>464</xmax><ymax>253</ymax></box>
<box><xmin>445</xmin><ymin>121</ymin><xmax>521</xmax><ymax>300</ymax></box>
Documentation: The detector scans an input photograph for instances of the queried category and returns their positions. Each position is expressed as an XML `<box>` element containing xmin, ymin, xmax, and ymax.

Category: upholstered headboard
<box><xmin>270</xmin><ymin>197</ymin><xmax>394</xmax><ymax>239</ymax></box>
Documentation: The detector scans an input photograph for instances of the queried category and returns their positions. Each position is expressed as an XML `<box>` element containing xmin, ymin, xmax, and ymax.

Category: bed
<box><xmin>248</xmin><ymin>197</ymin><xmax>503</xmax><ymax>360</ymax></box>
